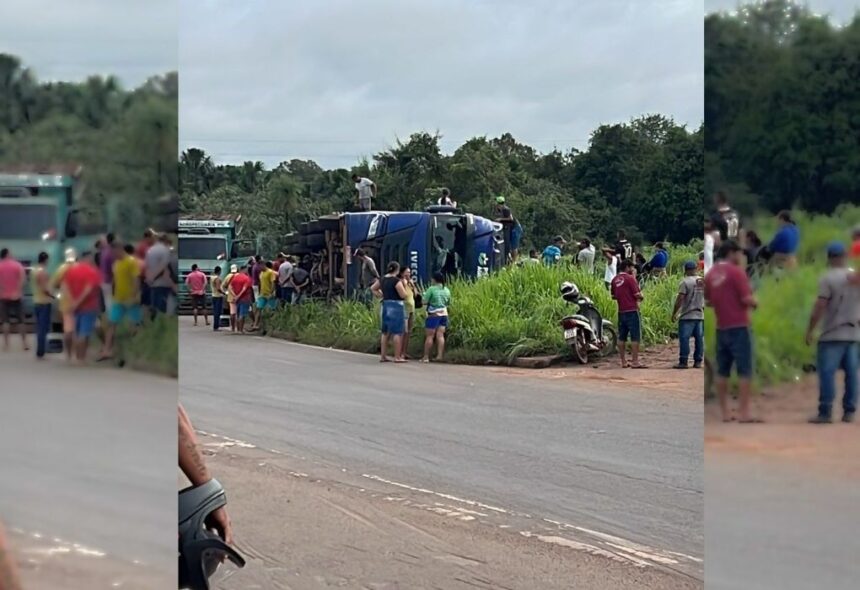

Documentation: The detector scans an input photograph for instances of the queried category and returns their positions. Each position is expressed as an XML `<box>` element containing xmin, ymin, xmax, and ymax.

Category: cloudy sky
<box><xmin>706</xmin><ymin>0</ymin><xmax>858</xmax><ymax>22</ymax></box>
<box><xmin>179</xmin><ymin>0</ymin><xmax>703</xmax><ymax>169</ymax></box>
<box><xmin>0</xmin><ymin>0</ymin><xmax>176</xmax><ymax>88</ymax></box>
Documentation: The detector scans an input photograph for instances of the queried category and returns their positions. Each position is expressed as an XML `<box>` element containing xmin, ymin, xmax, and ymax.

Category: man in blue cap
<box><xmin>672</xmin><ymin>260</ymin><xmax>705</xmax><ymax>369</ymax></box>
<box><xmin>805</xmin><ymin>241</ymin><xmax>860</xmax><ymax>423</ymax></box>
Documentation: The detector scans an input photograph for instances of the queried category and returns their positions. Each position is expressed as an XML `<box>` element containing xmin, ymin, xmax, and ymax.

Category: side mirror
<box><xmin>65</xmin><ymin>213</ymin><xmax>78</xmax><ymax>238</ymax></box>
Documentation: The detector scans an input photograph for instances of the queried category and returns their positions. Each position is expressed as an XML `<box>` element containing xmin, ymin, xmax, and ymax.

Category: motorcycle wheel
<box><xmin>572</xmin><ymin>330</ymin><xmax>589</xmax><ymax>364</ymax></box>
<box><xmin>600</xmin><ymin>324</ymin><xmax>618</xmax><ymax>357</ymax></box>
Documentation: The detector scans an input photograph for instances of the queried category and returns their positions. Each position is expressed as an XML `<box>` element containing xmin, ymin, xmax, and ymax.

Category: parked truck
<box><xmin>176</xmin><ymin>217</ymin><xmax>255</xmax><ymax>312</ymax></box>
<box><xmin>280</xmin><ymin>206</ymin><xmax>508</xmax><ymax>300</ymax></box>
<box><xmin>0</xmin><ymin>165</ymin><xmax>106</xmax><ymax>324</ymax></box>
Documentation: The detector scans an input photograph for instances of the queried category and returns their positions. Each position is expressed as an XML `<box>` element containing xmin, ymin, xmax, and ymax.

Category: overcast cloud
<box><xmin>179</xmin><ymin>0</ymin><xmax>703</xmax><ymax>169</ymax></box>
<box><xmin>0</xmin><ymin>0</ymin><xmax>176</xmax><ymax>88</ymax></box>
<box><xmin>706</xmin><ymin>0</ymin><xmax>859</xmax><ymax>22</ymax></box>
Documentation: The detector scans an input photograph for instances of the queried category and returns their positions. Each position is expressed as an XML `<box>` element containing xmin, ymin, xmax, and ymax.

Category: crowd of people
<box><xmin>0</xmin><ymin>230</ymin><xmax>178</xmax><ymax>364</ymax></box>
<box><xmin>187</xmin><ymin>253</ymin><xmax>312</xmax><ymax>335</ymax></box>
<box><xmin>703</xmin><ymin>192</ymin><xmax>859</xmax><ymax>425</ymax></box>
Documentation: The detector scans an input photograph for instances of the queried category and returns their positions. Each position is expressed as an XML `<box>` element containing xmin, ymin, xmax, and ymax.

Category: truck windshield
<box><xmin>178</xmin><ymin>237</ymin><xmax>228</xmax><ymax>260</ymax></box>
<box><xmin>0</xmin><ymin>204</ymin><xmax>58</xmax><ymax>240</ymax></box>
<box><xmin>431</xmin><ymin>215</ymin><xmax>466</xmax><ymax>277</ymax></box>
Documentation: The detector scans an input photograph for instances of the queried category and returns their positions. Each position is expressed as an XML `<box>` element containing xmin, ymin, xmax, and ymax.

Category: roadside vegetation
<box><xmin>705</xmin><ymin>2</ymin><xmax>859</xmax><ymax>388</ymax></box>
<box><xmin>267</xmin><ymin>244</ymin><xmax>696</xmax><ymax>364</ymax></box>
<box><xmin>113</xmin><ymin>314</ymin><xmax>178</xmax><ymax>377</ymax></box>
<box><xmin>705</xmin><ymin>207</ymin><xmax>859</xmax><ymax>386</ymax></box>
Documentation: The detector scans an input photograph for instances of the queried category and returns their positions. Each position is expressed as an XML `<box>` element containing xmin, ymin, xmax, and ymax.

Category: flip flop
<box><xmin>393</xmin><ymin>359</ymin><xmax>407</xmax><ymax>364</ymax></box>
<box><xmin>738</xmin><ymin>418</ymin><xmax>764</xmax><ymax>424</ymax></box>
<box><xmin>631</xmin><ymin>364</ymin><xmax>648</xmax><ymax>369</ymax></box>
<box><xmin>380</xmin><ymin>358</ymin><xmax>390</xmax><ymax>363</ymax></box>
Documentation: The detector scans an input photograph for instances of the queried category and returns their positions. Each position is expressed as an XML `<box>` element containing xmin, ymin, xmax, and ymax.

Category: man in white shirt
<box><xmin>577</xmin><ymin>238</ymin><xmax>596</xmax><ymax>274</ymax></box>
<box><xmin>277</xmin><ymin>256</ymin><xmax>295</xmax><ymax>305</ymax></box>
<box><xmin>602</xmin><ymin>247</ymin><xmax>618</xmax><ymax>290</ymax></box>
<box><xmin>352</xmin><ymin>174</ymin><xmax>377</xmax><ymax>211</ymax></box>
<box><xmin>703</xmin><ymin>219</ymin><xmax>719</xmax><ymax>274</ymax></box>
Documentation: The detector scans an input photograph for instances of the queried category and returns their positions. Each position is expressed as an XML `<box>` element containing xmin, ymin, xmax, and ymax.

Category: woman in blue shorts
<box><xmin>421</xmin><ymin>272</ymin><xmax>452</xmax><ymax>363</ymax></box>
<box><xmin>371</xmin><ymin>261</ymin><xmax>409</xmax><ymax>363</ymax></box>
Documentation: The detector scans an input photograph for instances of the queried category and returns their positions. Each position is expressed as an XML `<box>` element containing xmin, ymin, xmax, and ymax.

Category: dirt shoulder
<box><xmin>705</xmin><ymin>376</ymin><xmax>859</xmax><ymax>476</ymax></box>
<box><xmin>196</xmin><ymin>435</ymin><xmax>701</xmax><ymax>590</ymax></box>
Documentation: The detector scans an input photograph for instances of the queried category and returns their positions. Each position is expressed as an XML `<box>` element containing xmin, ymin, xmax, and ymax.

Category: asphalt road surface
<box><xmin>706</xmin><ymin>446</ymin><xmax>859</xmax><ymax>589</ymax></box>
<box><xmin>180</xmin><ymin>320</ymin><xmax>704</xmax><ymax>587</ymax></box>
<box><xmin>0</xmin><ymin>349</ymin><xmax>177</xmax><ymax>589</ymax></box>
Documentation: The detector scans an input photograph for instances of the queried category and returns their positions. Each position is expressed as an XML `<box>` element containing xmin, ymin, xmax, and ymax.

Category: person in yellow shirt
<box><xmin>211</xmin><ymin>266</ymin><xmax>224</xmax><ymax>331</ymax></box>
<box><xmin>100</xmin><ymin>243</ymin><xmax>141</xmax><ymax>359</ymax></box>
<box><xmin>51</xmin><ymin>248</ymin><xmax>77</xmax><ymax>361</ymax></box>
<box><xmin>31</xmin><ymin>251</ymin><xmax>55</xmax><ymax>359</ymax></box>
<box><xmin>222</xmin><ymin>264</ymin><xmax>238</xmax><ymax>332</ymax></box>
<box><xmin>252</xmin><ymin>261</ymin><xmax>278</xmax><ymax>330</ymax></box>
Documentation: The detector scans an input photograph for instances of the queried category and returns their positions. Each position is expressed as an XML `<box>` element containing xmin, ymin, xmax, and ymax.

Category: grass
<box><xmin>115</xmin><ymin>313</ymin><xmax>178</xmax><ymax>377</ymax></box>
<box><xmin>267</xmin><ymin>244</ymin><xmax>694</xmax><ymax>364</ymax></box>
<box><xmin>705</xmin><ymin>205</ymin><xmax>859</xmax><ymax>387</ymax></box>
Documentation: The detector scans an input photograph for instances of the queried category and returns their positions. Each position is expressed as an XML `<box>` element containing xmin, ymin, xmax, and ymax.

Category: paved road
<box><xmin>706</xmin><ymin>452</ymin><xmax>859</xmax><ymax>590</ymax></box>
<box><xmin>0</xmin><ymin>350</ymin><xmax>177</xmax><ymax>585</ymax></box>
<box><xmin>180</xmin><ymin>320</ymin><xmax>704</xmax><ymax>580</ymax></box>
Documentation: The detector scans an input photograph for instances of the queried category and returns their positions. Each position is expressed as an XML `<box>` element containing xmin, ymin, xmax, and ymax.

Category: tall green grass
<box><xmin>268</xmin><ymin>249</ymin><xmax>692</xmax><ymax>363</ymax></box>
<box><xmin>705</xmin><ymin>205</ymin><xmax>859</xmax><ymax>386</ymax></box>
<box><xmin>117</xmin><ymin>313</ymin><xmax>178</xmax><ymax>377</ymax></box>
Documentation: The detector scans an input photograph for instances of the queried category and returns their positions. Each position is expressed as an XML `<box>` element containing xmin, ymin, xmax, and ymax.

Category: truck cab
<box><xmin>0</xmin><ymin>166</ymin><xmax>105</xmax><ymax>321</ymax></box>
<box><xmin>177</xmin><ymin>218</ymin><xmax>255</xmax><ymax>312</ymax></box>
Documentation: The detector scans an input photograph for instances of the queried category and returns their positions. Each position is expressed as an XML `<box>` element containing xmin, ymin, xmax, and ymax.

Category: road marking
<box><xmin>362</xmin><ymin>474</ymin><xmax>509</xmax><ymax>514</ymax></box>
<box><xmin>519</xmin><ymin>532</ymin><xmax>651</xmax><ymax>568</ymax></box>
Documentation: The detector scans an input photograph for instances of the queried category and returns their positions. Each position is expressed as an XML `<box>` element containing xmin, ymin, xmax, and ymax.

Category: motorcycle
<box><xmin>179</xmin><ymin>479</ymin><xmax>245</xmax><ymax>590</ymax></box>
<box><xmin>559</xmin><ymin>282</ymin><xmax>617</xmax><ymax>364</ymax></box>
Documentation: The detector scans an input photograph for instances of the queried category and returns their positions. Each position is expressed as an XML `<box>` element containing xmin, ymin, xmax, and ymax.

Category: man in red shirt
<box><xmin>704</xmin><ymin>240</ymin><xmax>759</xmax><ymax>422</ymax></box>
<box><xmin>611</xmin><ymin>259</ymin><xmax>645</xmax><ymax>369</ymax></box>
<box><xmin>229</xmin><ymin>267</ymin><xmax>253</xmax><ymax>334</ymax></box>
<box><xmin>62</xmin><ymin>250</ymin><xmax>103</xmax><ymax>362</ymax></box>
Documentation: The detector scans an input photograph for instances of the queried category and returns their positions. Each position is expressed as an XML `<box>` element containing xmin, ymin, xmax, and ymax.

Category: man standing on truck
<box><xmin>185</xmin><ymin>263</ymin><xmax>209</xmax><ymax>327</ymax></box>
<box><xmin>352</xmin><ymin>174</ymin><xmax>377</xmax><ymax>211</ymax></box>
<box><xmin>494</xmin><ymin>196</ymin><xmax>523</xmax><ymax>262</ymax></box>
<box><xmin>0</xmin><ymin>248</ymin><xmax>27</xmax><ymax>353</ymax></box>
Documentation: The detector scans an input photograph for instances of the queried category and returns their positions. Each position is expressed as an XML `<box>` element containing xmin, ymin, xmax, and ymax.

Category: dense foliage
<box><xmin>0</xmin><ymin>54</ymin><xmax>178</xmax><ymax>236</ymax></box>
<box><xmin>181</xmin><ymin>115</ymin><xmax>703</xmax><ymax>253</ymax></box>
<box><xmin>706</xmin><ymin>1</ymin><xmax>860</xmax><ymax>215</ymax></box>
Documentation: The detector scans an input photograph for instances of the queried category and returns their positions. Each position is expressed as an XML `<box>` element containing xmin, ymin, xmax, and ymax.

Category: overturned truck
<box><xmin>282</xmin><ymin>206</ymin><xmax>511</xmax><ymax>300</ymax></box>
